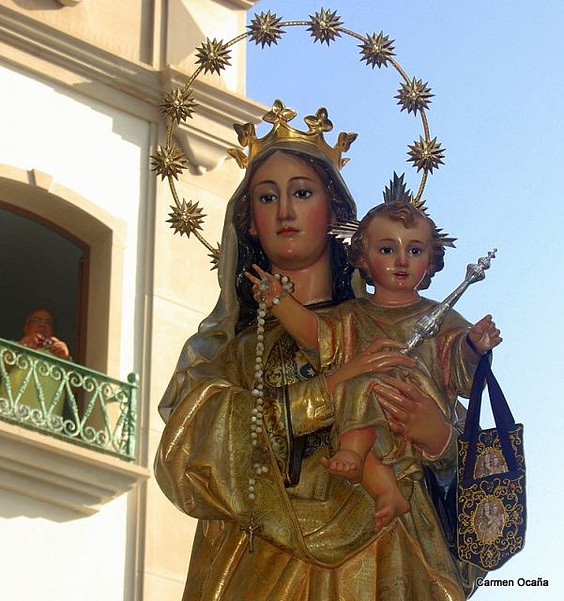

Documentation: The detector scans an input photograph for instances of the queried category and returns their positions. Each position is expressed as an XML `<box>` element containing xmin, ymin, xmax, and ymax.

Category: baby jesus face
<box><xmin>359</xmin><ymin>214</ymin><xmax>433</xmax><ymax>306</ymax></box>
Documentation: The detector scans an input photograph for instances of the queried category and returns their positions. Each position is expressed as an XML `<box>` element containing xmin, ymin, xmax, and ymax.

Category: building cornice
<box><xmin>0</xmin><ymin>6</ymin><xmax>162</xmax><ymax>111</ymax></box>
<box><xmin>219</xmin><ymin>0</ymin><xmax>261</xmax><ymax>10</ymax></box>
<box><xmin>0</xmin><ymin>6</ymin><xmax>266</xmax><ymax>170</ymax></box>
<box><xmin>163</xmin><ymin>66</ymin><xmax>266</xmax><ymax>172</ymax></box>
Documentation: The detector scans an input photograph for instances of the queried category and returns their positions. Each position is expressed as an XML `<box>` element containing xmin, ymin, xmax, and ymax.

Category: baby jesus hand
<box><xmin>468</xmin><ymin>314</ymin><xmax>502</xmax><ymax>355</ymax></box>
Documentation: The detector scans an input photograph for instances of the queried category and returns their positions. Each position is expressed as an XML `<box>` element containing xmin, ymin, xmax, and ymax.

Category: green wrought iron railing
<box><xmin>0</xmin><ymin>337</ymin><xmax>138</xmax><ymax>461</ymax></box>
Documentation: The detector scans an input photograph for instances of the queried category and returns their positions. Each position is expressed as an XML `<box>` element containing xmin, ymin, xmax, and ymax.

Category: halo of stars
<box><xmin>152</xmin><ymin>7</ymin><xmax>446</xmax><ymax>266</ymax></box>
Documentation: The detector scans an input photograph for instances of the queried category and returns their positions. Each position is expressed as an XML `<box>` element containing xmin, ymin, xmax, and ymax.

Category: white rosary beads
<box><xmin>247</xmin><ymin>272</ymin><xmax>294</xmax><ymax>500</ymax></box>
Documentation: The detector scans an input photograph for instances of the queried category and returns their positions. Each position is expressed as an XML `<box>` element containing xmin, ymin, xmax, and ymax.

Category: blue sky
<box><xmin>246</xmin><ymin>2</ymin><xmax>564</xmax><ymax>598</ymax></box>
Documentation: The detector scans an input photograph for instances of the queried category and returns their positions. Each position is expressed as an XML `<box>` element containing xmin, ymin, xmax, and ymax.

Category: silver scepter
<box><xmin>402</xmin><ymin>249</ymin><xmax>497</xmax><ymax>355</ymax></box>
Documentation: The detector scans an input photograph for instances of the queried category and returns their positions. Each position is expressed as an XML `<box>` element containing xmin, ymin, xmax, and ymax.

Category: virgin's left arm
<box><xmin>154</xmin><ymin>335</ymin><xmax>268</xmax><ymax>521</ymax></box>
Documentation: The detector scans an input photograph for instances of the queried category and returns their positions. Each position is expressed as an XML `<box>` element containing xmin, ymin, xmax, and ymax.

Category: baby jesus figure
<box><xmin>246</xmin><ymin>200</ymin><xmax>501</xmax><ymax>530</ymax></box>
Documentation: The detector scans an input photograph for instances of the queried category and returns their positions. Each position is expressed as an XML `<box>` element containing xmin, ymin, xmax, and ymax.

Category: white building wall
<box><xmin>1</xmin><ymin>490</ymin><xmax>131</xmax><ymax>600</ymax></box>
<box><xmin>0</xmin><ymin>62</ymin><xmax>149</xmax><ymax>601</ymax></box>
<box><xmin>0</xmin><ymin>62</ymin><xmax>150</xmax><ymax>378</ymax></box>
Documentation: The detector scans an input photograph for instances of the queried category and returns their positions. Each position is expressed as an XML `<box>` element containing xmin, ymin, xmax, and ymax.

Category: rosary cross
<box><xmin>240</xmin><ymin>514</ymin><xmax>261</xmax><ymax>553</ymax></box>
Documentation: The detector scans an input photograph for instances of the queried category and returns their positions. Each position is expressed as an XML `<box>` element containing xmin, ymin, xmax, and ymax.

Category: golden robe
<box><xmin>317</xmin><ymin>298</ymin><xmax>479</xmax><ymax>485</ymax></box>
<box><xmin>154</xmin><ymin>299</ymin><xmax>482</xmax><ymax>600</ymax></box>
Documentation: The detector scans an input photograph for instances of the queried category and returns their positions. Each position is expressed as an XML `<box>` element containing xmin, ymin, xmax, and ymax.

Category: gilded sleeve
<box><xmin>286</xmin><ymin>374</ymin><xmax>334</xmax><ymax>436</ymax></box>
<box><xmin>425</xmin><ymin>309</ymin><xmax>477</xmax><ymax>477</ymax></box>
<box><xmin>316</xmin><ymin>305</ymin><xmax>349</xmax><ymax>370</ymax></box>
<box><xmin>288</xmin><ymin>305</ymin><xmax>352</xmax><ymax>435</ymax></box>
<box><xmin>437</xmin><ymin>310</ymin><xmax>480</xmax><ymax>400</ymax></box>
<box><xmin>154</xmin><ymin>339</ymin><xmax>258</xmax><ymax>521</ymax></box>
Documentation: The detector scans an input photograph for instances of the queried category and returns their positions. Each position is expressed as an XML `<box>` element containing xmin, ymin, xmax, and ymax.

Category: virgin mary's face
<box><xmin>248</xmin><ymin>152</ymin><xmax>332</xmax><ymax>271</ymax></box>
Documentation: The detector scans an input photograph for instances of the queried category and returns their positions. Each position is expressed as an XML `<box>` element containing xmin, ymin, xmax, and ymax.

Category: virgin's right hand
<box><xmin>325</xmin><ymin>339</ymin><xmax>416</xmax><ymax>394</ymax></box>
<box><xmin>244</xmin><ymin>264</ymin><xmax>283</xmax><ymax>308</ymax></box>
<box><xmin>373</xmin><ymin>374</ymin><xmax>451</xmax><ymax>456</ymax></box>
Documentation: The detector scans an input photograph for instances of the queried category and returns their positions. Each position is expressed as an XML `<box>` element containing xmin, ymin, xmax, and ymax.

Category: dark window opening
<box><xmin>0</xmin><ymin>203</ymin><xmax>88</xmax><ymax>363</ymax></box>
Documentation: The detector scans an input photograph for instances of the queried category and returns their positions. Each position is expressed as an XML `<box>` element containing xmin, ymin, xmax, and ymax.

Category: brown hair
<box><xmin>349</xmin><ymin>203</ymin><xmax>446</xmax><ymax>290</ymax></box>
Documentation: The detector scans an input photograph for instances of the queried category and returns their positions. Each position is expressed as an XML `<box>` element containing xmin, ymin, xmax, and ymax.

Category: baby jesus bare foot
<box><xmin>321</xmin><ymin>429</ymin><xmax>410</xmax><ymax>531</ymax></box>
<box><xmin>372</xmin><ymin>480</ymin><xmax>411</xmax><ymax>530</ymax></box>
<box><xmin>365</xmin><ymin>453</ymin><xmax>410</xmax><ymax>531</ymax></box>
<box><xmin>322</xmin><ymin>447</ymin><xmax>411</xmax><ymax>531</ymax></box>
<box><xmin>321</xmin><ymin>449</ymin><xmax>364</xmax><ymax>483</ymax></box>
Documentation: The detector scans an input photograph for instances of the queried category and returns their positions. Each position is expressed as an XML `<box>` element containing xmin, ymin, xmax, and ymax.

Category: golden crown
<box><xmin>226</xmin><ymin>99</ymin><xmax>358</xmax><ymax>171</ymax></box>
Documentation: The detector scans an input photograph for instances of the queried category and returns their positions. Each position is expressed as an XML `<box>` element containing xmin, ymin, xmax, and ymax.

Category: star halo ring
<box><xmin>151</xmin><ymin>8</ymin><xmax>445</xmax><ymax>269</ymax></box>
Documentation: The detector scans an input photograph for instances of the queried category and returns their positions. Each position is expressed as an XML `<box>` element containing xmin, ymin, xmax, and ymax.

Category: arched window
<box><xmin>0</xmin><ymin>168</ymin><xmax>146</xmax><ymax>512</ymax></box>
<box><xmin>0</xmin><ymin>203</ymin><xmax>87</xmax><ymax>362</ymax></box>
<box><xmin>0</xmin><ymin>165</ymin><xmax>127</xmax><ymax>374</ymax></box>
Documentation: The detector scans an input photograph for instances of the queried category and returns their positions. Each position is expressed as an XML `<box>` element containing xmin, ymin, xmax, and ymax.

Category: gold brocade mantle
<box><xmin>155</xmin><ymin>299</ymin><xmax>483</xmax><ymax>600</ymax></box>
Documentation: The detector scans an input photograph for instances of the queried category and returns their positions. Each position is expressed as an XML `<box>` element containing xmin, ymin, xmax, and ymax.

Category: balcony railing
<box><xmin>0</xmin><ymin>337</ymin><xmax>138</xmax><ymax>461</ymax></box>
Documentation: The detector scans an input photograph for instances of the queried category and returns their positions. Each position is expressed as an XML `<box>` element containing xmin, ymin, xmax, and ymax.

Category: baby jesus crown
<box><xmin>227</xmin><ymin>99</ymin><xmax>358</xmax><ymax>170</ymax></box>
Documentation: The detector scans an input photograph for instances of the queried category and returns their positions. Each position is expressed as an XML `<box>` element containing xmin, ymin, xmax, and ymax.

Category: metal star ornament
<box><xmin>407</xmin><ymin>136</ymin><xmax>445</xmax><ymax>173</ymax></box>
<box><xmin>307</xmin><ymin>9</ymin><xmax>343</xmax><ymax>45</ymax></box>
<box><xmin>248</xmin><ymin>11</ymin><xmax>285</xmax><ymax>48</ymax></box>
<box><xmin>151</xmin><ymin>145</ymin><xmax>189</xmax><ymax>180</ymax></box>
<box><xmin>166</xmin><ymin>200</ymin><xmax>206</xmax><ymax>237</ymax></box>
<box><xmin>160</xmin><ymin>87</ymin><xmax>197</xmax><ymax>124</ymax></box>
<box><xmin>195</xmin><ymin>38</ymin><xmax>232</xmax><ymax>75</ymax></box>
<box><xmin>395</xmin><ymin>78</ymin><xmax>434</xmax><ymax>115</ymax></box>
<box><xmin>155</xmin><ymin>10</ymin><xmax>448</xmax><ymax>265</ymax></box>
<box><xmin>208</xmin><ymin>244</ymin><xmax>221</xmax><ymax>271</ymax></box>
<box><xmin>359</xmin><ymin>31</ymin><xmax>395</xmax><ymax>68</ymax></box>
